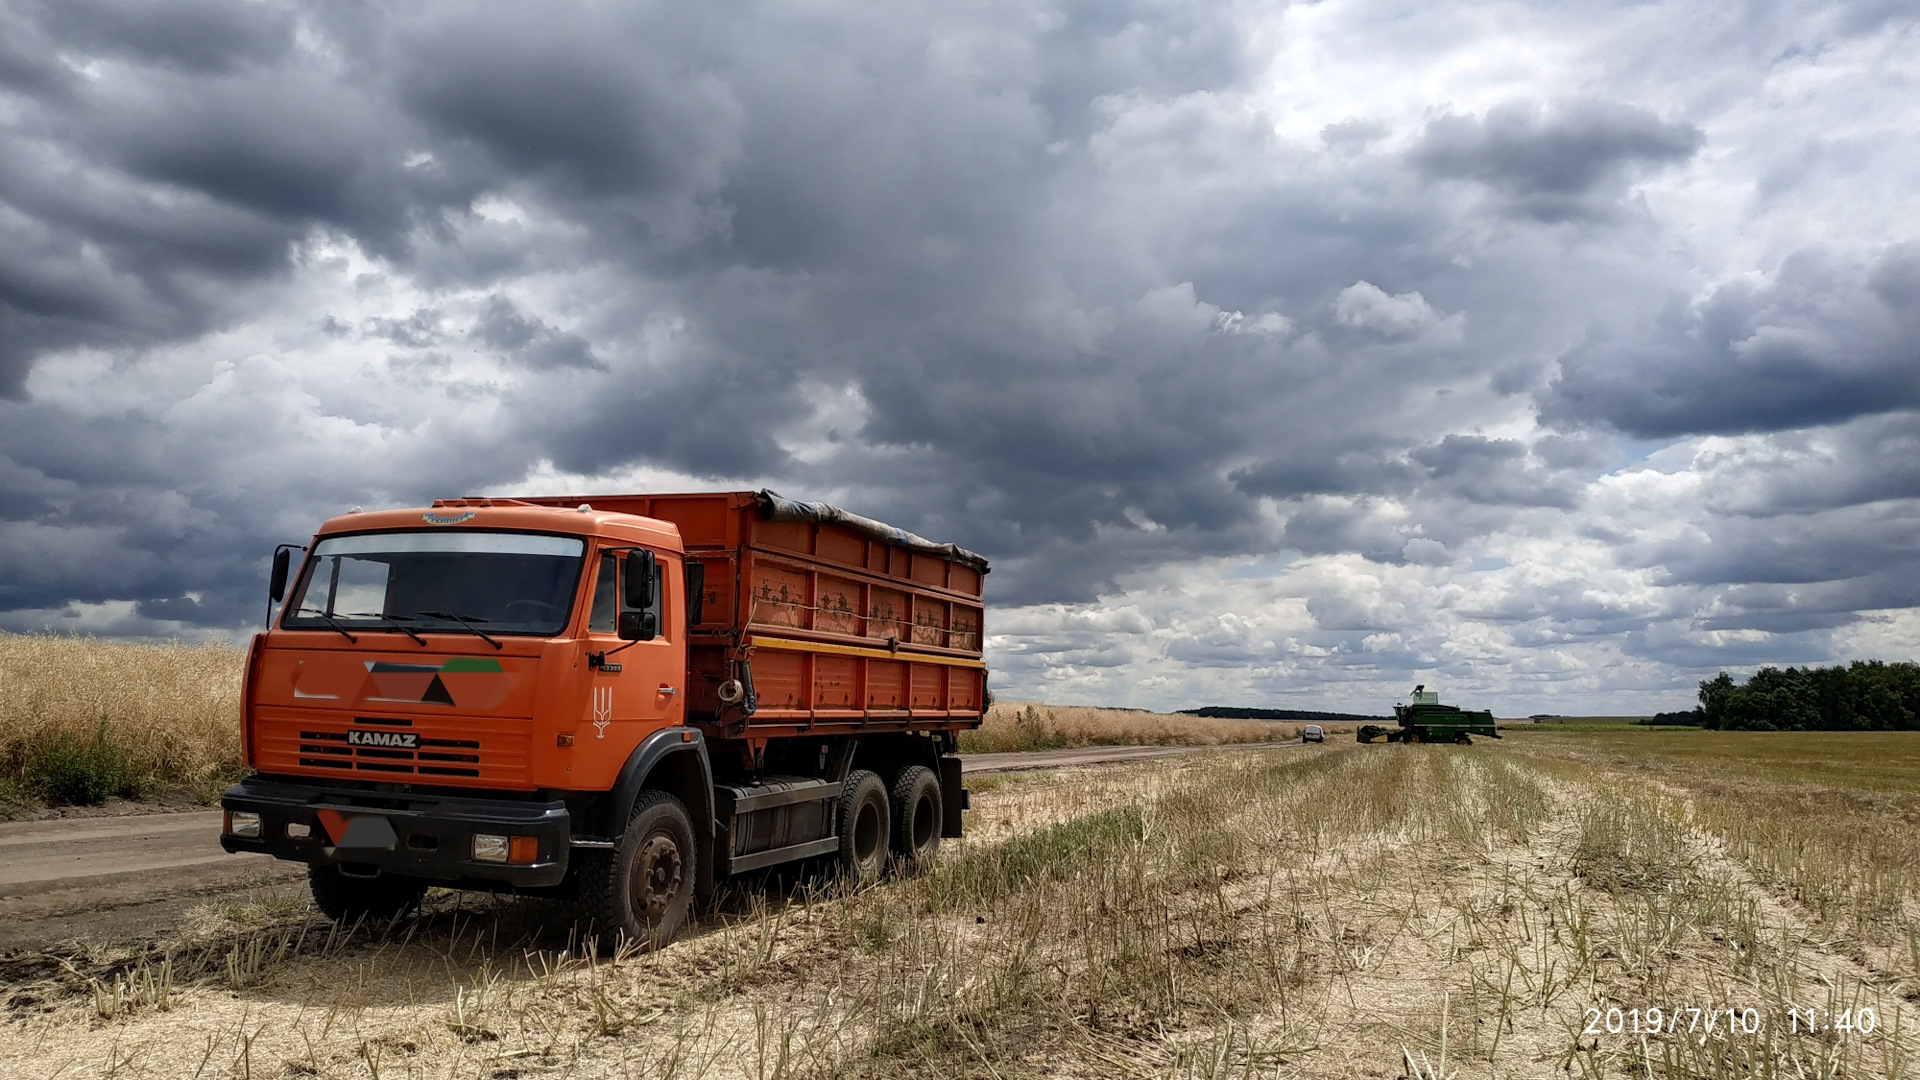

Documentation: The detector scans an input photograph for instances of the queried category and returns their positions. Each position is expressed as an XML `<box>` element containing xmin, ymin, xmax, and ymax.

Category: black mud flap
<box><xmin>939</xmin><ymin>755</ymin><xmax>965</xmax><ymax>838</ymax></box>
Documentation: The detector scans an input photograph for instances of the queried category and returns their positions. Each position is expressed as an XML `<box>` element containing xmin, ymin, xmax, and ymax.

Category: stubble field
<box><xmin>3</xmin><ymin>728</ymin><xmax>1915</xmax><ymax>1079</ymax></box>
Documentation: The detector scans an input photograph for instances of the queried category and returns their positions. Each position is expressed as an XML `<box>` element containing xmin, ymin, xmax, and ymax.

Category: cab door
<box><xmin>581</xmin><ymin>547</ymin><xmax>685</xmax><ymax>759</ymax></box>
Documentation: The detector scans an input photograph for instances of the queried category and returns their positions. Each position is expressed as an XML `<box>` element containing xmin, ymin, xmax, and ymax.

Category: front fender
<box><xmin>607</xmin><ymin>727</ymin><xmax>713</xmax><ymax>829</ymax></box>
<box><xmin>605</xmin><ymin>726</ymin><xmax>716</xmax><ymax>899</ymax></box>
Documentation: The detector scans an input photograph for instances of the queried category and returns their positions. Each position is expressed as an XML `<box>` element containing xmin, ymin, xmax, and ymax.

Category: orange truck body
<box><xmin>222</xmin><ymin>491</ymin><xmax>986</xmax><ymax>910</ymax></box>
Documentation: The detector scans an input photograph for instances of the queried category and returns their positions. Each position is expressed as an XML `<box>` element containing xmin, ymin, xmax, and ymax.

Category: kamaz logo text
<box><xmin>348</xmin><ymin>730</ymin><xmax>419</xmax><ymax>749</ymax></box>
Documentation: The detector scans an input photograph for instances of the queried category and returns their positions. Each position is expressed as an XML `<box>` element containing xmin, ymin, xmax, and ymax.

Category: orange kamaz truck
<box><xmin>221</xmin><ymin>491</ymin><xmax>988</xmax><ymax>946</ymax></box>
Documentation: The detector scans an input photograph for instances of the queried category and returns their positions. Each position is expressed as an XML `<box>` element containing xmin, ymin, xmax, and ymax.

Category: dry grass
<box><xmin>961</xmin><ymin>701</ymin><xmax>1298</xmax><ymax>753</ymax></box>
<box><xmin>0</xmin><ymin>632</ymin><xmax>244</xmax><ymax>809</ymax></box>
<box><xmin>1502</xmin><ymin>728</ymin><xmax>1920</xmax><ymax>1000</ymax></box>
<box><xmin>7</xmin><ymin>731</ymin><xmax>1915</xmax><ymax>1079</ymax></box>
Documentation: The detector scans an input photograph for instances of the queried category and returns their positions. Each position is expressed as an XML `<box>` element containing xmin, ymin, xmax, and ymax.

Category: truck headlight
<box><xmin>472</xmin><ymin>833</ymin><xmax>510</xmax><ymax>863</ymax></box>
<box><xmin>227</xmin><ymin>811</ymin><xmax>262</xmax><ymax>839</ymax></box>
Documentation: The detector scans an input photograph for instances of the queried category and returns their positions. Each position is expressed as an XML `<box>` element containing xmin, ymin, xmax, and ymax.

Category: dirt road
<box><xmin>0</xmin><ymin>739</ymin><xmax>1300</xmax><ymax>951</ymax></box>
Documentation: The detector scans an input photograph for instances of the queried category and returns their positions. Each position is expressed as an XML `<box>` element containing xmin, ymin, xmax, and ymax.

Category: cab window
<box><xmin>587</xmin><ymin>550</ymin><xmax>667</xmax><ymax>638</ymax></box>
<box><xmin>589</xmin><ymin>552</ymin><xmax>618</xmax><ymax>634</ymax></box>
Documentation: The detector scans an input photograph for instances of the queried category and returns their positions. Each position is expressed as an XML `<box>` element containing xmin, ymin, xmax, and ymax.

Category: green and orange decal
<box><xmin>294</xmin><ymin>656</ymin><xmax>512</xmax><ymax>709</ymax></box>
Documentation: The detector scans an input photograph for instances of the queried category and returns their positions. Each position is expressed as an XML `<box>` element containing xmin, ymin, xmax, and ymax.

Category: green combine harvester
<box><xmin>1357</xmin><ymin>685</ymin><xmax>1500</xmax><ymax>745</ymax></box>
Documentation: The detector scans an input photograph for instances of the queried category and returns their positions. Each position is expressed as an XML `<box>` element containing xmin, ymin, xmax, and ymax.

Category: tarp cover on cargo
<box><xmin>756</xmin><ymin>490</ymin><xmax>989</xmax><ymax>575</ymax></box>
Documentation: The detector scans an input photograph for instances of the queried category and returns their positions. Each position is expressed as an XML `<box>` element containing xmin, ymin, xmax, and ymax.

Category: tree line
<box><xmin>1693</xmin><ymin>660</ymin><xmax>1920</xmax><ymax>731</ymax></box>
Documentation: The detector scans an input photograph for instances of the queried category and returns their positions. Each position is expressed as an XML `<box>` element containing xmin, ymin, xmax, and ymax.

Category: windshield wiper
<box><xmin>416</xmin><ymin>610</ymin><xmax>503</xmax><ymax>651</ymax></box>
<box><xmin>349</xmin><ymin>612</ymin><xmax>428</xmax><ymax>647</ymax></box>
<box><xmin>294</xmin><ymin>608</ymin><xmax>359</xmax><ymax>644</ymax></box>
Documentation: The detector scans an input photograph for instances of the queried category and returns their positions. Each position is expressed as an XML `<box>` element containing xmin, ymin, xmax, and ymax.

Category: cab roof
<box><xmin>313</xmin><ymin>499</ymin><xmax>684</xmax><ymax>552</ymax></box>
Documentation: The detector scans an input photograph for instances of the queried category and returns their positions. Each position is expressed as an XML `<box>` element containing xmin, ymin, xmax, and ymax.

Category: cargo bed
<box><xmin>516</xmin><ymin>491</ymin><xmax>989</xmax><ymax>739</ymax></box>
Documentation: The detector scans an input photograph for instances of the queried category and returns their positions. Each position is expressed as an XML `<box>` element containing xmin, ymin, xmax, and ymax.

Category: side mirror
<box><xmin>617</xmin><ymin>609</ymin><xmax>658</xmax><ymax>641</ymax></box>
<box><xmin>269</xmin><ymin>548</ymin><xmax>292</xmax><ymax>603</ymax></box>
<box><xmin>623</xmin><ymin>550</ymin><xmax>657</xmax><ymax>610</ymax></box>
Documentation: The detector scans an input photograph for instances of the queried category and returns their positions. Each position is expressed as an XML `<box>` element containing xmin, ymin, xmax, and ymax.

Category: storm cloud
<box><xmin>3</xmin><ymin>0</ymin><xmax>1916</xmax><ymax>714</ymax></box>
<box><xmin>1412</xmin><ymin>100</ymin><xmax>1704</xmax><ymax>222</ymax></box>
<box><xmin>1540</xmin><ymin>246</ymin><xmax>1920</xmax><ymax>438</ymax></box>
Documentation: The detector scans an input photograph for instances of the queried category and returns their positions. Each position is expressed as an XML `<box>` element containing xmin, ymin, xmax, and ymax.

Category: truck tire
<box><xmin>578</xmin><ymin>790</ymin><xmax>697</xmax><ymax>951</ymax></box>
<box><xmin>887</xmin><ymin>766</ymin><xmax>941</xmax><ymax>874</ymax></box>
<box><xmin>836</xmin><ymin>770</ymin><xmax>890</xmax><ymax>886</ymax></box>
<box><xmin>307</xmin><ymin>865</ymin><xmax>426</xmax><ymax>924</ymax></box>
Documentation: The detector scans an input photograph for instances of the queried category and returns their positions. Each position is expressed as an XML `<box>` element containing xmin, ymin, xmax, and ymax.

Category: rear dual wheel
<box><xmin>888</xmin><ymin>766</ymin><xmax>942</xmax><ymax>874</ymax></box>
<box><xmin>839</xmin><ymin>766</ymin><xmax>945</xmax><ymax>885</ymax></box>
<box><xmin>837</xmin><ymin>770</ymin><xmax>890</xmax><ymax>885</ymax></box>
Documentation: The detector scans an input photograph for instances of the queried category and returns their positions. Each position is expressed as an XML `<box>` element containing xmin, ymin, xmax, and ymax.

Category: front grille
<box><xmin>297</xmin><ymin>720</ymin><xmax>483</xmax><ymax>778</ymax></box>
<box><xmin>261</xmin><ymin>707</ymin><xmax>532</xmax><ymax>789</ymax></box>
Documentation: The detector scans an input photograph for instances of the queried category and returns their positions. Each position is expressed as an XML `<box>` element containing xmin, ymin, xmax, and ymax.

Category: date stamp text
<box><xmin>1582</xmin><ymin>1006</ymin><xmax>1879</xmax><ymax>1038</ymax></box>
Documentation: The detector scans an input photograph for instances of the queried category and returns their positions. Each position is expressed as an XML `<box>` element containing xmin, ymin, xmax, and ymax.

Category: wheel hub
<box><xmin>630</xmin><ymin>833</ymin><xmax>684</xmax><ymax>920</ymax></box>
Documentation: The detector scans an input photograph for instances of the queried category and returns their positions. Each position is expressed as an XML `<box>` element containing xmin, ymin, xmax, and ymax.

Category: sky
<box><xmin>3</xmin><ymin>0</ymin><xmax>1916</xmax><ymax>716</ymax></box>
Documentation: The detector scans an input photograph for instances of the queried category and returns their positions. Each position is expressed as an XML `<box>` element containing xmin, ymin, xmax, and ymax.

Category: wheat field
<box><xmin>961</xmin><ymin>701</ymin><xmax>1298</xmax><ymax>753</ymax></box>
<box><xmin>0</xmin><ymin>633</ymin><xmax>244</xmax><ymax>806</ymax></box>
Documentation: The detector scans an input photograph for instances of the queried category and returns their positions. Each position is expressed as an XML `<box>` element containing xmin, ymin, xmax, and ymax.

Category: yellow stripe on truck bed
<box><xmin>748</xmin><ymin>636</ymin><xmax>988</xmax><ymax>669</ymax></box>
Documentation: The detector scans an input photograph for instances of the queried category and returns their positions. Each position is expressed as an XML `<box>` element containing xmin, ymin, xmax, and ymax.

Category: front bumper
<box><xmin>220</xmin><ymin>774</ymin><xmax>570</xmax><ymax>888</ymax></box>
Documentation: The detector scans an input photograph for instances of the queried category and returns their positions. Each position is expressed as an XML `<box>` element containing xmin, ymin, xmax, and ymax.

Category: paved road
<box><xmin>0</xmin><ymin>739</ymin><xmax>1299</xmax><ymax>950</ymax></box>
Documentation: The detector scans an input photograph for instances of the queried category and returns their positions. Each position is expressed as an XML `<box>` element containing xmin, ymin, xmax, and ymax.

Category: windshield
<box><xmin>282</xmin><ymin>532</ymin><xmax>586</xmax><ymax>637</ymax></box>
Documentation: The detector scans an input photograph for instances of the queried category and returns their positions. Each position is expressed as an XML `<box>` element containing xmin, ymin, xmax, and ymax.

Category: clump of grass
<box><xmin>0</xmin><ymin>632</ymin><xmax>242</xmax><ymax>808</ymax></box>
<box><xmin>1569</xmin><ymin>795</ymin><xmax>1696</xmax><ymax>894</ymax></box>
<box><xmin>928</xmin><ymin>806</ymin><xmax>1145</xmax><ymax>908</ymax></box>
<box><xmin>1011</xmin><ymin>703</ymin><xmax>1068</xmax><ymax>751</ymax></box>
<box><xmin>961</xmin><ymin>700</ymin><xmax>1293</xmax><ymax>753</ymax></box>
<box><xmin>20</xmin><ymin>718</ymin><xmax>148</xmax><ymax>804</ymax></box>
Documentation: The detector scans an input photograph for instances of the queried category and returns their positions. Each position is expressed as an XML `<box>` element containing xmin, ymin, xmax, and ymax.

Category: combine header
<box><xmin>1357</xmin><ymin>685</ymin><xmax>1500</xmax><ymax>745</ymax></box>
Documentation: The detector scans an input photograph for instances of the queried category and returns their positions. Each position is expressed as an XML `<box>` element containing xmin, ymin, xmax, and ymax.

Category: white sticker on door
<box><xmin>593</xmin><ymin>686</ymin><xmax>613</xmax><ymax>739</ymax></box>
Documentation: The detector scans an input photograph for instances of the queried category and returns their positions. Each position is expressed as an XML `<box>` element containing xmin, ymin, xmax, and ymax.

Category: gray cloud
<box><xmin>1321</xmin><ymin>118</ymin><xmax>1389</xmax><ymax>157</ymax></box>
<box><xmin>470</xmin><ymin>297</ymin><xmax>605</xmax><ymax>371</ymax></box>
<box><xmin>1412</xmin><ymin>100</ymin><xmax>1703</xmax><ymax>222</ymax></box>
<box><xmin>1538</xmin><ymin>246</ymin><xmax>1920</xmax><ymax>438</ymax></box>
<box><xmin>1234</xmin><ymin>435</ymin><xmax>1579</xmax><ymax>515</ymax></box>
<box><xmin>33</xmin><ymin>0</ymin><xmax>297</xmax><ymax>75</ymax></box>
<box><xmin>1412</xmin><ymin>436</ymin><xmax>1581</xmax><ymax>509</ymax></box>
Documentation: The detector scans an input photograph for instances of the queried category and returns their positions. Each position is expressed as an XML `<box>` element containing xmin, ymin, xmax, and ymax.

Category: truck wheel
<box><xmin>579</xmin><ymin>791</ymin><xmax>697</xmax><ymax>951</ymax></box>
<box><xmin>837</xmin><ymin>770</ymin><xmax>890</xmax><ymax>886</ymax></box>
<box><xmin>307</xmin><ymin>865</ymin><xmax>426</xmax><ymax>923</ymax></box>
<box><xmin>887</xmin><ymin>766</ymin><xmax>941</xmax><ymax>874</ymax></box>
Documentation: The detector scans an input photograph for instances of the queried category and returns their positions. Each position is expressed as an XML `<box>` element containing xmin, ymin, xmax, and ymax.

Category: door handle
<box><xmin>658</xmin><ymin>685</ymin><xmax>677</xmax><ymax>696</ymax></box>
